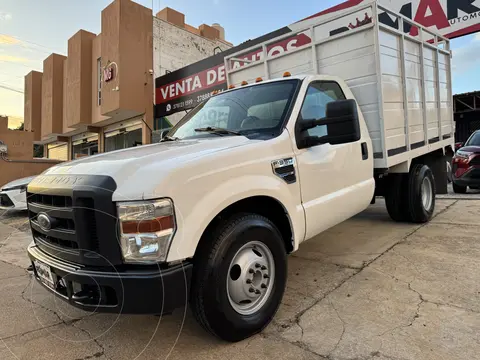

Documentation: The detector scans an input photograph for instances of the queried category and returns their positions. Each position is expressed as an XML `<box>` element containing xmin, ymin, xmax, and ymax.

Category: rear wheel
<box><xmin>407</xmin><ymin>164</ymin><xmax>435</xmax><ymax>223</ymax></box>
<box><xmin>452</xmin><ymin>182</ymin><xmax>467</xmax><ymax>194</ymax></box>
<box><xmin>190</xmin><ymin>213</ymin><xmax>287</xmax><ymax>342</ymax></box>
<box><xmin>385</xmin><ymin>174</ymin><xmax>410</xmax><ymax>222</ymax></box>
<box><xmin>385</xmin><ymin>164</ymin><xmax>436</xmax><ymax>223</ymax></box>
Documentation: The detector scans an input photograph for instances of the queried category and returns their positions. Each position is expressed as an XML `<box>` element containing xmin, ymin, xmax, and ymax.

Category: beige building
<box><xmin>0</xmin><ymin>116</ymin><xmax>60</xmax><ymax>187</ymax></box>
<box><xmin>24</xmin><ymin>0</ymin><xmax>231</xmax><ymax>161</ymax></box>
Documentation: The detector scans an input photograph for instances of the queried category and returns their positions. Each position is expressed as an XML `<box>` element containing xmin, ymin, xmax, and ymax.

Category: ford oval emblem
<box><xmin>37</xmin><ymin>213</ymin><xmax>52</xmax><ymax>231</ymax></box>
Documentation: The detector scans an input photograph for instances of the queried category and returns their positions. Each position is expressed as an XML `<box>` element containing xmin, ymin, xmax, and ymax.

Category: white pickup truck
<box><xmin>27</xmin><ymin>1</ymin><xmax>454</xmax><ymax>342</ymax></box>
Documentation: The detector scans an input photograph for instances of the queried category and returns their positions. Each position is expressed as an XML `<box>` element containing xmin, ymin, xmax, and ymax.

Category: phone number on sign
<box><xmin>197</xmin><ymin>93</ymin><xmax>213</xmax><ymax>103</ymax></box>
<box><xmin>173</xmin><ymin>99</ymin><xmax>193</xmax><ymax>110</ymax></box>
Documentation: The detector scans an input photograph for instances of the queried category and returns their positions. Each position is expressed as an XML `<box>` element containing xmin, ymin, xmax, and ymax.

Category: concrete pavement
<box><xmin>0</xmin><ymin>199</ymin><xmax>479</xmax><ymax>360</ymax></box>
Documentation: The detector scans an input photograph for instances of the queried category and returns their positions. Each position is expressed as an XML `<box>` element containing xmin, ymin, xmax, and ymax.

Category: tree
<box><xmin>15</xmin><ymin>122</ymin><xmax>24</xmax><ymax>131</ymax></box>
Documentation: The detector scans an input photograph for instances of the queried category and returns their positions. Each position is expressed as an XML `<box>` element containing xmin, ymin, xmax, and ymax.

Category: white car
<box><xmin>0</xmin><ymin>176</ymin><xmax>37</xmax><ymax>210</ymax></box>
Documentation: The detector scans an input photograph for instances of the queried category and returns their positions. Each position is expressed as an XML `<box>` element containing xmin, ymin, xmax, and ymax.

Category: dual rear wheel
<box><xmin>385</xmin><ymin>164</ymin><xmax>436</xmax><ymax>223</ymax></box>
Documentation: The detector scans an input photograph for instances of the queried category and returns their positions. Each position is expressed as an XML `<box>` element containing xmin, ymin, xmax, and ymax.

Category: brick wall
<box><xmin>153</xmin><ymin>18</ymin><xmax>232</xmax><ymax>78</ymax></box>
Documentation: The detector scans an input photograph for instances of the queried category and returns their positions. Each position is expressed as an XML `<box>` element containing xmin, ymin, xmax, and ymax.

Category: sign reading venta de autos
<box><xmin>155</xmin><ymin>0</ymin><xmax>480</xmax><ymax>118</ymax></box>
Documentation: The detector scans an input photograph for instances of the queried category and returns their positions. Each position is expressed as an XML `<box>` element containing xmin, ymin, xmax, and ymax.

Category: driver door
<box><xmin>294</xmin><ymin>81</ymin><xmax>374</xmax><ymax>240</ymax></box>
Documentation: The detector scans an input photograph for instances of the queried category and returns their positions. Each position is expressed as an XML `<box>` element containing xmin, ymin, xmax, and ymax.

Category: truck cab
<box><xmin>26</xmin><ymin>0</ymin><xmax>453</xmax><ymax>342</ymax></box>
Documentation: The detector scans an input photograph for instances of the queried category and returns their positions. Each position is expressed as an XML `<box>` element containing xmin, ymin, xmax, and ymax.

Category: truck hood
<box><xmin>44</xmin><ymin>136</ymin><xmax>255</xmax><ymax>180</ymax></box>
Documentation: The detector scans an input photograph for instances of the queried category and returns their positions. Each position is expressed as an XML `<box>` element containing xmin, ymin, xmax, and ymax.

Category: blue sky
<box><xmin>0</xmin><ymin>0</ymin><xmax>479</xmax><ymax>127</ymax></box>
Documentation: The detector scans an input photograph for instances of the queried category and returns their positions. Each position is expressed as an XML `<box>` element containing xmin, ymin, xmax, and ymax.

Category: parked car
<box><xmin>451</xmin><ymin>130</ymin><xmax>480</xmax><ymax>194</ymax></box>
<box><xmin>0</xmin><ymin>176</ymin><xmax>37</xmax><ymax>210</ymax></box>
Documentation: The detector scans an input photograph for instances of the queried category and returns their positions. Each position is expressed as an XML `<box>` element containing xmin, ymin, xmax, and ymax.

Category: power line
<box><xmin>0</xmin><ymin>59</ymin><xmax>41</xmax><ymax>70</ymax></box>
<box><xmin>0</xmin><ymin>84</ymin><xmax>24</xmax><ymax>94</ymax></box>
<box><xmin>0</xmin><ymin>71</ymin><xmax>24</xmax><ymax>79</ymax></box>
<box><xmin>0</xmin><ymin>33</ymin><xmax>64</xmax><ymax>55</ymax></box>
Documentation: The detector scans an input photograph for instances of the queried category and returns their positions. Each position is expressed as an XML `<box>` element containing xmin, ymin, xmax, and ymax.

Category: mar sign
<box><xmin>377</xmin><ymin>0</ymin><xmax>480</xmax><ymax>38</ymax></box>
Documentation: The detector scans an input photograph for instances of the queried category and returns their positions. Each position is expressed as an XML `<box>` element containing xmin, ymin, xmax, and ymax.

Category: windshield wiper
<box><xmin>160</xmin><ymin>136</ymin><xmax>180</xmax><ymax>142</ymax></box>
<box><xmin>194</xmin><ymin>127</ymin><xmax>242</xmax><ymax>136</ymax></box>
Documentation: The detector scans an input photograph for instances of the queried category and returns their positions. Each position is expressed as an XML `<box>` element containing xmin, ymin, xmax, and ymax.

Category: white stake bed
<box><xmin>224</xmin><ymin>0</ymin><xmax>454</xmax><ymax>169</ymax></box>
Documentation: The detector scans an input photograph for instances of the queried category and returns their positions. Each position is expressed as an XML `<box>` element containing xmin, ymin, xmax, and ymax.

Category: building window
<box><xmin>154</xmin><ymin>117</ymin><xmax>172</xmax><ymax>131</ymax></box>
<box><xmin>72</xmin><ymin>133</ymin><xmax>99</xmax><ymax>160</ymax></box>
<box><xmin>105</xmin><ymin>128</ymin><xmax>142</xmax><ymax>152</ymax></box>
<box><xmin>97</xmin><ymin>58</ymin><xmax>102</xmax><ymax>106</ymax></box>
<box><xmin>47</xmin><ymin>143</ymin><xmax>68</xmax><ymax>161</ymax></box>
<box><xmin>104</xmin><ymin>121</ymin><xmax>143</xmax><ymax>153</ymax></box>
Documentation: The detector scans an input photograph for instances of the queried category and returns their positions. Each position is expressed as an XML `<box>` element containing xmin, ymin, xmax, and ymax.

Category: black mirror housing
<box><xmin>323</xmin><ymin>99</ymin><xmax>361</xmax><ymax>145</ymax></box>
<box><xmin>296</xmin><ymin>99</ymin><xmax>361</xmax><ymax>149</ymax></box>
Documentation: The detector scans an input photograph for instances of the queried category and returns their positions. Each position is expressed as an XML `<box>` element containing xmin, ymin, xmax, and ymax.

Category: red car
<box><xmin>452</xmin><ymin>130</ymin><xmax>480</xmax><ymax>193</ymax></box>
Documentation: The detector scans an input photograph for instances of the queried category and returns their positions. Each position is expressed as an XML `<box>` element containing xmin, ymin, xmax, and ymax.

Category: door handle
<box><xmin>361</xmin><ymin>142</ymin><xmax>368</xmax><ymax>160</ymax></box>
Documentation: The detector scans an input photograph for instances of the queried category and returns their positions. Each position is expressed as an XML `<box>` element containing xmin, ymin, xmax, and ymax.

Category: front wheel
<box><xmin>190</xmin><ymin>214</ymin><xmax>287</xmax><ymax>342</ymax></box>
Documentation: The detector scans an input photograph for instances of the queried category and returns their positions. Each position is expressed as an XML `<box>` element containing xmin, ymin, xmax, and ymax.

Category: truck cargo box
<box><xmin>224</xmin><ymin>0</ymin><xmax>454</xmax><ymax>169</ymax></box>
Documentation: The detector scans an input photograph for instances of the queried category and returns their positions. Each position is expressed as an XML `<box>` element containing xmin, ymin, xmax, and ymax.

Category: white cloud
<box><xmin>0</xmin><ymin>34</ymin><xmax>21</xmax><ymax>45</ymax></box>
<box><xmin>0</xmin><ymin>12</ymin><xmax>12</xmax><ymax>21</ymax></box>
<box><xmin>452</xmin><ymin>39</ymin><xmax>480</xmax><ymax>75</ymax></box>
<box><xmin>475</xmin><ymin>32</ymin><xmax>480</xmax><ymax>41</ymax></box>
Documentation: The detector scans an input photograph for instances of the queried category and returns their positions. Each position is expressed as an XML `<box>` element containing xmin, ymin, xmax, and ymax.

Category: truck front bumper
<box><xmin>27</xmin><ymin>242</ymin><xmax>192</xmax><ymax>314</ymax></box>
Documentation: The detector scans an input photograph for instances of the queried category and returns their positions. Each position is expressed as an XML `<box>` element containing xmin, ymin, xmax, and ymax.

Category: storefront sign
<box><xmin>104</xmin><ymin>66</ymin><xmax>114</xmax><ymax>82</ymax></box>
<box><xmin>155</xmin><ymin>0</ymin><xmax>480</xmax><ymax>118</ymax></box>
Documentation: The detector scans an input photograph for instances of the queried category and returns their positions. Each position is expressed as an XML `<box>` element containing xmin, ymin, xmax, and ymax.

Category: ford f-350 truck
<box><xmin>27</xmin><ymin>1</ymin><xmax>454</xmax><ymax>342</ymax></box>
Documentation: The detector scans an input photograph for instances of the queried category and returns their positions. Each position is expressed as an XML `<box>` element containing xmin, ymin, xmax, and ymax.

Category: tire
<box><xmin>452</xmin><ymin>182</ymin><xmax>467</xmax><ymax>194</ymax></box>
<box><xmin>190</xmin><ymin>213</ymin><xmax>287</xmax><ymax>342</ymax></box>
<box><xmin>385</xmin><ymin>173</ymin><xmax>411</xmax><ymax>222</ymax></box>
<box><xmin>407</xmin><ymin>164</ymin><xmax>436</xmax><ymax>223</ymax></box>
<box><xmin>446</xmin><ymin>161</ymin><xmax>452</xmax><ymax>183</ymax></box>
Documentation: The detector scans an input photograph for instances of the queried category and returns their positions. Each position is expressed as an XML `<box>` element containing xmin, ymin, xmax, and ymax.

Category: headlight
<box><xmin>2</xmin><ymin>185</ymin><xmax>27</xmax><ymax>193</ymax></box>
<box><xmin>117</xmin><ymin>199</ymin><xmax>175</xmax><ymax>263</ymax></box>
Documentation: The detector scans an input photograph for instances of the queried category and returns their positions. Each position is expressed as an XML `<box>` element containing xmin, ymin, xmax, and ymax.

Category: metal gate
<box><xmin>454</xmin><ymin>91</ymin><xmax>480</xmax><ymax>143</ymax></box>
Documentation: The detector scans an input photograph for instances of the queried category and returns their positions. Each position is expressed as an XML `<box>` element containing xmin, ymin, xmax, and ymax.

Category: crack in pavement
<box><xmin>429</xmin><ymin>221</ymin><xmax>480</xmax><ymax>227</ymax></box>
<box><xmin>19</xmin><ymin>275</ymin><xmax>91</xmax><ymax>329</ymax></box>
<box><xmin>17</xmin><ymin>275</ymin><xmax>110</xmax><ymax>360</ymax></box>
<box><xmin>371</xmin><ymin>271</ymin><xmax>424</xmax><ymax>339</ymax></box>
<box><xmin>0</xmin><ymin>322</ymin><xmax>61</xmax><ymax>342</ymax></box>
<box><xmin>0</xmin><ymin>258</ymin><xmax>29</xmax><ymax>271</ymax></box>
<box><xmin>71</xmin><ymin>322</ymin><xmax>113</xmax><ymax>360</ymax></box>
<box><xmin>277</xmin><ymin>200</ymin><xmax>459</xmax><ymax>358</ymax></box>
<box><xmin>327</xmin><ymin>297</ymin><xmax>346</xmax><ymax>357</ymax></box>
<box><xmin>0</xmin><ymin>276</ymin><xmax>105</xmax><ymax>360</ymax></box>
<box><xmin>291</xmin><ymin>255</ymin><xmax>366</xmax><ymax>270</ymax></box>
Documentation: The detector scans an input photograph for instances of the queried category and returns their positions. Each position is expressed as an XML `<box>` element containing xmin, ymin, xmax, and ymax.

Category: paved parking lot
<box><xmin>1</xmin><ymin>198</ymin><xmax>479</xmax><ymax>360</ymax></box>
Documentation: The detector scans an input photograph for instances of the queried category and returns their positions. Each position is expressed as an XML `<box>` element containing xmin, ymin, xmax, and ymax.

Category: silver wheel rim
<box><xmin>226</xmin><ymin>241</ymin><xmax>275</xmax><ymax>316</ymax></box>
<box><xmin>446</xmin><ymin>161</ymin><xmax>452</xmax><ymax>182</ymax></box>
<box><xmin>421</xmin><ymin>177</ymin><xmax>433</xmax><ymax>210</ymax></box>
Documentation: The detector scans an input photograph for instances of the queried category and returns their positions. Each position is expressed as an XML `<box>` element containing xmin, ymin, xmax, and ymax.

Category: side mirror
<box><xmin>297</xmin><ymin>99</ymin><xmax>361</xmax><ymax>149</ymax></box>
<box><xmin>455</xmin><ymin>142</ymin><xmax>463</xmax><ymax>151</ymax></box>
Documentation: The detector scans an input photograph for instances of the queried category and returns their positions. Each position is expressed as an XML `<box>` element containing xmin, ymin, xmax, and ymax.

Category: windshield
<box><xmin>168</xmin><ymin>80</ymin><xmax>299</xmax><ymax>140</ymax></box>
<box><xmin>465</xmin><ymin>132</ymin><xmax>480</xmax><ymax>146</ymax></box>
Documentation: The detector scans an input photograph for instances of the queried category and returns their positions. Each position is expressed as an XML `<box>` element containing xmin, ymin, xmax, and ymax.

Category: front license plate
<box><xmin>34</xmin><ymin>260</ymin><xmax>55</xmax><ymax>288</ymax></box>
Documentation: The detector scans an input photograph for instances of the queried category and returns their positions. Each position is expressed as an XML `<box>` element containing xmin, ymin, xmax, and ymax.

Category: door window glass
<box><xmin>300</xmin><ymin>82</ymin><xmax>346</xmax><ymax>138</ymax></box>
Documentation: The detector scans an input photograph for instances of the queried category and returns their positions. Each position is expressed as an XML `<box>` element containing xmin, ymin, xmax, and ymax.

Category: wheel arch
<box><xmin>194</xmin><ymin>196</ymin><xmax>295</xmax><ymax>260</ymax></box>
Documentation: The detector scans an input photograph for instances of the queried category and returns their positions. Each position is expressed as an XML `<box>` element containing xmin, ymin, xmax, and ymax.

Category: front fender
<box><xmin>166</xmin><ymin>174</ymin><xmax>305</xmax><ymax>262</ymax></box>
